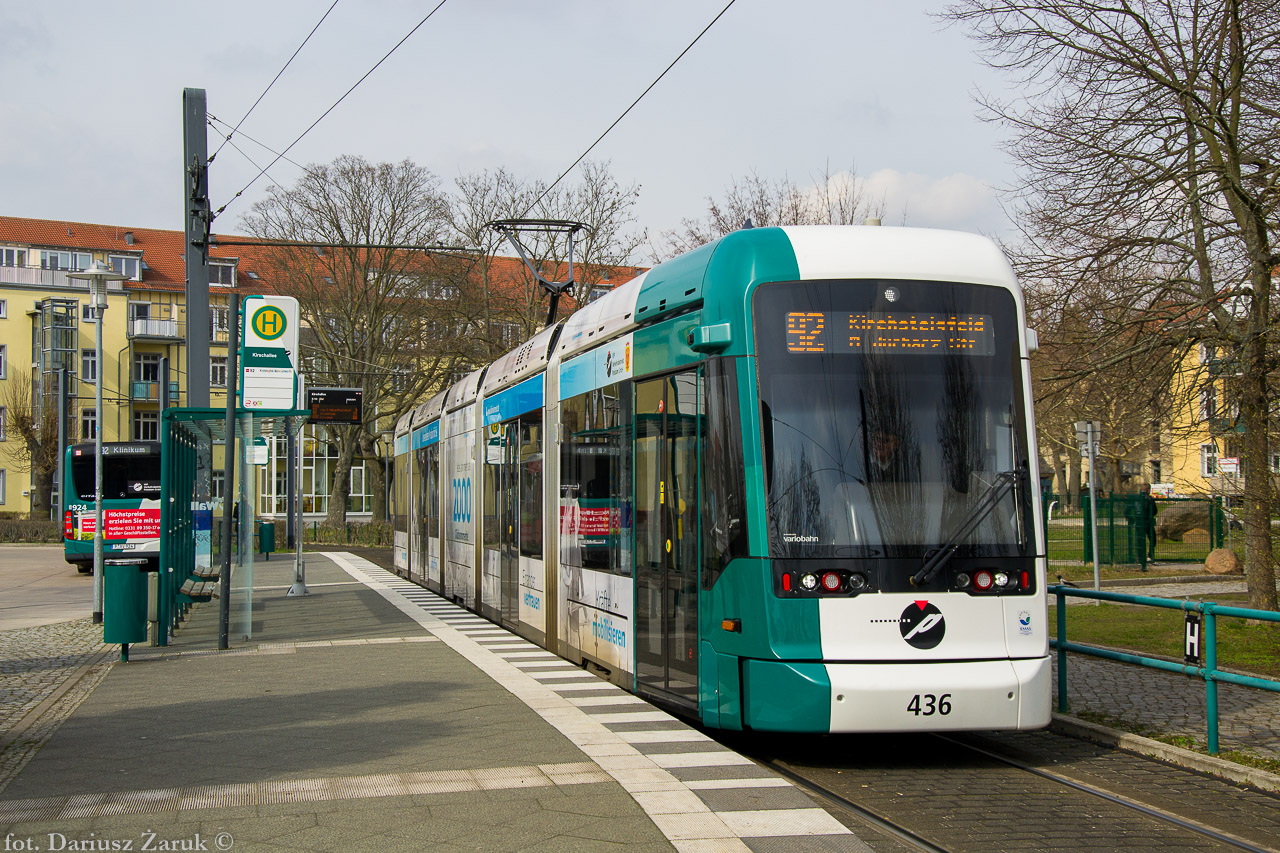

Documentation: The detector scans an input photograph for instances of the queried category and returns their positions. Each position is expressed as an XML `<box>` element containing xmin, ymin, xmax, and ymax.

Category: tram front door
<box><xmin>634</xmin><ymin>371</ymin><xmax>700</xmax><ymax>708</ymax></box>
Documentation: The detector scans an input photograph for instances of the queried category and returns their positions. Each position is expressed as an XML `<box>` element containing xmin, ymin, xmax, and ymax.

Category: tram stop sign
<box><xmin>240</xmin><ymin>295</ymin><xmax>300</xmax><ymax>410</ymax></box>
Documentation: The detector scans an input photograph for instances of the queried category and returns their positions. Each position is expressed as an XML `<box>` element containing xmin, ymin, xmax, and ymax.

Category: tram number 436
<box><xmin>906</xmin><ymin>693</ymin><xmax>952</xmax><ymax>716</ymax></box>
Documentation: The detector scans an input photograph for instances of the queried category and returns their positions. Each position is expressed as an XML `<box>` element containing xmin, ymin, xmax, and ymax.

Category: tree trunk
<box><xmin>1068</xmin><ymin>455</ymin><xmax>1082</xmax><ymax>510</ymax></box>
<box><xmin>1240</xmin><ymin>286</ymin><xmax>1277</xmax><ymax>614</ymax></box>
<box><xmin>324</xmin><ymin>429</ymin><xmax>359</xmax><ymax>526</ymax></box>
<box><xmin>366</xmin><ymin>451</ymin><xmax>387</xmax><ymax>522</ymax></box>
<box><xmin>1052</xmin><ymin>451</ymin><xmax>1067</xmax><ymax>505</ymax></box>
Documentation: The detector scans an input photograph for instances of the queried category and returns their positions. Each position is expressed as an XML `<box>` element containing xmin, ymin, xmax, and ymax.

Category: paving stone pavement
<box><xmin>0</xmin><ymin>619</ymin><xmax>111</xmax><ymax>795</ymax></box>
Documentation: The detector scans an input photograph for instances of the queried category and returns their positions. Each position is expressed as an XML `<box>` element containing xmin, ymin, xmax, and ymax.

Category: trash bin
<box><xmin>104</xmin><ymin>560</ymin><xmax>150</xmax><ymax>645</ymax></box>
<box><xmin>259</xmin><ymin>520</ymin><xmax>275</xmax><ymax>556</ymax></box>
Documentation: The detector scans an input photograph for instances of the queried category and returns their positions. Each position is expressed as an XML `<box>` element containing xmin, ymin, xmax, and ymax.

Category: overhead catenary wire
<box><xmin>523</xmin><ymin>0</ymin><xmax>738</xmax><ymax>216</ymax></box>
<box><xmin>209</xmin><ymin>0</ymin><xmax>341</xmax><ymax>165</ymax></box>
<box><xmin>208</xmin><ymin>114</ymin><xmax>312</xmax><ymax>175</ymax></box>
<box><xmin>212</xmin><ymin>0</ymin><xmax>451</xmax><ymax>222</ymax></box>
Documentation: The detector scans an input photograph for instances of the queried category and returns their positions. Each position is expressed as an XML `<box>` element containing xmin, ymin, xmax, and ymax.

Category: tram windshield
<box><xmin>754</xmin><ymin>279</ymin><xmax>1035</xmax><ymax>560</ymax></box>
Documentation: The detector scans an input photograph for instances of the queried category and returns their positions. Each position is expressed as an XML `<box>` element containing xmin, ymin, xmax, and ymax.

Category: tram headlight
<box><xmin>972</xmin><ymin>570</ymin><xmax>995</xmax><ymax>591</ymax></box>
<box><xmin>800</xmin><ymin>573</ymin><xmax>819</xmax><ymax>591</ymax></box>
<box><xmin>847</xmin><ymin>572</ymin><xmax>868</xmax><ymax>592</ymax></box>
<box><xmin>954</xmin><ymin>572</ymin><xmax>971</xmax><ymax>589</ymax></box>
<box><xmin>995</xmin><ymin>571</ymin><xmax>1011</xmax><ymax>588</ymax></box>
<box><xmin>820</xmin><ymin>571</ymin><xmax>842</xmax><ymax>592</ymax></box>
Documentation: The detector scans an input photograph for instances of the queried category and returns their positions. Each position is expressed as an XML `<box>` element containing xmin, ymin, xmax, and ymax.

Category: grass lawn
<box><xmin>1050</xmin><ymin>592</ymin><xmax>1280</xmax><ymax>678</ymax></box>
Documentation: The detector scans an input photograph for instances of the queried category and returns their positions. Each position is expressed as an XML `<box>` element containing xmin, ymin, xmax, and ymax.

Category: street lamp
<box><xmin>68</xmin><ymin>261</ymin><xmax>129</xmax><ymax>623</ymax></box>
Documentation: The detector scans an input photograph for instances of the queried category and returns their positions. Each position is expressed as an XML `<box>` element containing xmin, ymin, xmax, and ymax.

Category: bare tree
<box><xmin>241</xmin><ymin>155</ymin><xmax>465</xmax><ymax>524</ymax></box>
<box><xmin>948</xmin><ymin>0</ymin><xmax>1280</xmax><ymax>611</ymax></box>
<box><xmin>653</xmin><ymin>162</ymin><xmax>885</xmax><ymax>259</ymax></box>
<box><xmin>1</xmin><ymin>372</ymin><xmax>62</xmax><ymax>517</ymax></box>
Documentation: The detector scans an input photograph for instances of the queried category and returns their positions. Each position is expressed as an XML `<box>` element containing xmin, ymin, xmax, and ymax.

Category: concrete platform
<box><xmin>0</xmin><ymin>551</ymin><xmax>868</xmax><ymax>852</ymax></box>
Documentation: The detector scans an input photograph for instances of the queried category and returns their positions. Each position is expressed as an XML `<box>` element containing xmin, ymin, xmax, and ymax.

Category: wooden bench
<box><xmin>179</xmin><ymin>579</ymin><xmax>218</xmax><ymax>601</ymax></box>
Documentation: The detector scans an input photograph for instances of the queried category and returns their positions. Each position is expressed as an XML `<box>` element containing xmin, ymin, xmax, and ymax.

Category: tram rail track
<box><xmin>727</xmin><ymin>730</ymin><xmax>1280</xmax><ymax>853</ymax></box>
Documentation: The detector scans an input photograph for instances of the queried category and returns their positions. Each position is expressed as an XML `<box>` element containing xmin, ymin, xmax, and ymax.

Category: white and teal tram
<box><xmin>392</xmin><ymin>224</ymin><xmax>1051</xmax><ymax>732</ymax></box>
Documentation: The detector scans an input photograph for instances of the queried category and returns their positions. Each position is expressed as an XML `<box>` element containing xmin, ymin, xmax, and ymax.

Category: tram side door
<box><xmin>634</xmin><ymin>370</ymin><xmax>701</xmax><ymax>708</ymax></box>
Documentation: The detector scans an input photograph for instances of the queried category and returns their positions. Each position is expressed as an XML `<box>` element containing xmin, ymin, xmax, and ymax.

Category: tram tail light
<box><xmin>1021</xmin><ymin>571</ymin><xmax>1030</xmax><ymax>590</ymax></box>
<box><xmin>972</xmin><ymin>570</ymin><xmax>995</xmax><ymax>591</ymax></box>
<box><xmin>782</xmin><ymin>573</ymin><xmax>792</xmax><ymax>592</ymax></box>
<box><xmin>820</xmin><ymin>572</ymin><xmax>842</xmax><ymax>592</ymax></box>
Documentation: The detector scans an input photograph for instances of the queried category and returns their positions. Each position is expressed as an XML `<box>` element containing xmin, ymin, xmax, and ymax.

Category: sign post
<box><xmin>1075</xmin><ymin>420</ymin><xmax>1103</xmax><ymax>591</ymax></box>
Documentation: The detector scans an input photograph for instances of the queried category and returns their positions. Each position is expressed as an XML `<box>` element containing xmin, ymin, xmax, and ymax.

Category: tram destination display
<box><xmin>307</xmin><ymin>387</ymin><xmax>363</xmax><ymax>424</ymax></box>
<box><xmin>785</xmin><ymin>311</ymin><xmax>995</xmax><ymax>355</ymax></box>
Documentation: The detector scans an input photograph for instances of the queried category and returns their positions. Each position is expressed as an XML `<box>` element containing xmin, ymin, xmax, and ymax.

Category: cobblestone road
<box><xmin>0</xmin><ymin>618</ymin><xmax>111</xmax><ymax>795</ymax></box>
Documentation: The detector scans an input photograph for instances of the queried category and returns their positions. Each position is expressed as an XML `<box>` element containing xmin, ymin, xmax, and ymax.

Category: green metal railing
<box><xmin>1049</xmin><ymin>584</ymin><xmax>1280</xmax><ymax>755</ymax></box>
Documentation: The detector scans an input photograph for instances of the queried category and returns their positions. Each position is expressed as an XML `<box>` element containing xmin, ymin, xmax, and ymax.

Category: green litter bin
<box><xmin>104</xmin><ymin>560</ymin><xmax>149</xmax><ymax>645</ymax></box>
<box><xmin>259</xmin><ymin>520</ymin><xmax>275</xmax><ymax>556</ymax></box>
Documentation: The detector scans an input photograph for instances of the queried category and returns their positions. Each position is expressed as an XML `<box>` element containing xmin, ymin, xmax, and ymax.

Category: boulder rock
<box><xmin>1204</xmin><ymin>548</ymin><xmax>1242</xmax><ymax>575</ymax></box>
<box><xmin>1155</xmin><ymin>503</ymin><xmax>1210</xmax><ymax>542</ymax></box>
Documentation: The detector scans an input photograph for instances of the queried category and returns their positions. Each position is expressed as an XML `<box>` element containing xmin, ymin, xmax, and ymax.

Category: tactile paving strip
<box><xmin>329</xmin><ymin>554</ymin><xmax>866</xmax><ymax>851</ymax></box>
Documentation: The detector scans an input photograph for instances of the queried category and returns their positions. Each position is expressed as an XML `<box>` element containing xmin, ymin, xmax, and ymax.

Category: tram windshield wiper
<box><xmin>910</xmin><ymin>466</ymin><xmax>1024</xmax><ymax>587</ymax></box>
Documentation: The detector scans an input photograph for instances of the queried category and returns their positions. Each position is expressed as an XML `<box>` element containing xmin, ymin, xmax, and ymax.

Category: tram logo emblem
<box><xmin>251</xmin><ymin>305</ymin><xmax>288</xmax><ymax>340</ymax></box>
<box><xmin>900</xmin><ymin>600</ymin><xmax>945</xmax><ymax>649</ymax></box>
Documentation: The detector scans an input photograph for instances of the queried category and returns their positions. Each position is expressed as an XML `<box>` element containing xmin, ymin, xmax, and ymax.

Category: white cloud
<box><xmin>861</xmin><ymin>169</ymin><xmax>1008</xmax><ymax>236</ymax></box>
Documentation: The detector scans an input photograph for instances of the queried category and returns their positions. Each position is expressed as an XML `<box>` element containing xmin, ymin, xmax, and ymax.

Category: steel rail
<box><xmin>761</xmin><ymin>757</ymin><xmax>950</xmax><ymax>853</ymax></box>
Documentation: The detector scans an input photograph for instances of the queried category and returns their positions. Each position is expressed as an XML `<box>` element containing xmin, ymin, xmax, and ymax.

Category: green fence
<box><xmin>1043</xmin><ymin>492</ymin><xmax>1225</xmax><ymax>566</ymax></box>
<box><xmin>1050</xmin><ymin>583</ymin><xmax>1280</xmax><ymax>755</ymax></box>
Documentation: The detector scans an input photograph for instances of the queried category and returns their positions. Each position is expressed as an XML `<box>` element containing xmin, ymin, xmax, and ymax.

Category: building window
<box><xmin>41</xmin><ymin>250</ymin><xmax>91</xmax><ymax>271</ymax></box>
<box><xmin>0</xmin><ymin>248</ymin><xmax>26</xmax><ymax>267</ymax></box>
<box><xmin>1200</xmin><ymin>444</ymin><xmax>1218</xmax><ymax>477</ymax></box>
<box><xmin>0</xmin><ymin>470</ymin><xmax>6</xmax><ymax>504</ymax></box>
<box><xmin>0</xmin><ymin>299</ymin><xmax>7</xmax><ymax>318</ymax></box>
<box><xmin>1199</xmin><ymin>384</ymin><xmax>1217</xmax><ymax>420</ymax></box>
<box><xmin>211</xmin><ymin>356</ymin><xmax>227</xmax><ymax>387</ymax></box>
<box><xmin>211</xmin><ymin>306</ymin><xmax>229</xmax><ymax>340</ymax></box>
<box><xmin>1271</xmin><ymin>454</ymin><xmax>1280</xmax><ymax>475</ymax></box>
<box><xmin>108</xmin><ymin>255</ymin><xmax>141</xmax><ymax>281</ymax></box>
<box><xmin>82</xmin><ymin>409</ymin><xmax>97</xmax><ymax>441</ymax></box>
<box><xmin>0</xmin><ymin>344</ymin><xmax>5</xmax><ymax>379</ymax></box>
<box><xmin>0</xmin><ymin>406</ymin><xmax>6</xmax><ymax>441</ymax></box>
<box><xmin>82</xmin><ymin>349</ymin><xmax>97</xmax><ymax>383</ymax></box>
<box><xmin>212</xmin><ymin>470</ymin><xmax>225</xmax><ymax>500</ymax></box>
<box><xmin>128</xmin><ymin>302</ymin><xmax>151</xmax><ymax>322</ymax></box>
<box><xmin>134</xmin><ymin>410</ymin><xmax>159</xmax><ymax>442</ymax></box>
<box><xmin>82</xmin><ymin>303</ymin><xmax>100</xmax><ymax>321</ymax></box>
<box><xmin>210</xmin><ymin>263</ymin><xmax>235</xmax><ymax>287</ymax></box>
<box><xmin>134</xmin><ymin>353</ymin><xmax>161</xmax><ymax>382</ymax></box>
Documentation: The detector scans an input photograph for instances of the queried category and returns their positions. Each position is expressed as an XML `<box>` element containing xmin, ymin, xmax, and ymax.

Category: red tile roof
<box><xmin>0</xmin><ymin>215</ymin><xmax>645</xmax><ymax>301</ymax></box>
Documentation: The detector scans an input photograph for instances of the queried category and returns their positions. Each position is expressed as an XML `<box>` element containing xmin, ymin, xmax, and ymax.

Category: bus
<box><xmin>63</xmin><ymin>441</ymin><xmax>162</xmax><ymax>573</ymax></box>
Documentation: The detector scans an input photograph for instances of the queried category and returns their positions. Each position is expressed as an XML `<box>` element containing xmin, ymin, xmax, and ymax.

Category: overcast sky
<box><xmin>1</xmin><ymin>1</ymin><xmax>1018</xmax><ymax>256</ymax></box>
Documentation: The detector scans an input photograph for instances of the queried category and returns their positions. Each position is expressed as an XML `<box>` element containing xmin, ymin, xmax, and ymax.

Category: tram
<box><xmin>63</xmin><ymin>441</ymin><xmax>163</xmax><ymax>572</ymax></box>
<box><xmin>393</xmin><ymin>224</ymin><xmax>1051</xmax><ymax>732</ymax></box>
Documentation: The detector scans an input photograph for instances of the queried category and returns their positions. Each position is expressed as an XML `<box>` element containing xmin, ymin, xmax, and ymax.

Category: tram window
<box><xmin>482</xmin><ymin>423</ymin><xmax>510</xmax><ymax>551</ymax></box>
<box><xmin>519</xmin><ymin>415</ymin><xmax>543</xmax><ymax>558</ymax></box>
<box><xmin>424</xmin><ymin>446</ymin><xmax>440</xmax><ymax>539</ymax></box>
<box><xmin>560</xmin><ymin>382</ymin><xmax>633</xmax><ymax>575</ymax></box>
<box><xmin>702</xmin><ymin>358</ymin><xmax>747</xmax><ymax>588</ymax></box>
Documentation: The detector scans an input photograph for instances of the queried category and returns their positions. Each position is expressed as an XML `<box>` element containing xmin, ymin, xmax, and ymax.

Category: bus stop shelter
<box><xmin>158</xmin><ymin>406</ymin><xmax>309</xmax><ymax>646</ymax></box>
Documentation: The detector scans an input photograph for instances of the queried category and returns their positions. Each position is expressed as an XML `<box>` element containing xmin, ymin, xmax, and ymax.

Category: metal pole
<box><xmin>218</xmin><ymin>294</ymin><xmax>240</xmax><ymax>649</ymax></box>
<box><xmin>183</xmin><ymin>87</ymin><xmax>211</xmax><ymax>409</ymax></box>
<box><xmin>1205</xmin><ymin>611</ymin><xmax>1219</xmax><ymax>755</ymax></box>
<box><xmin>55</xmin><ymin>368</ymin><xmax>65</xmax><ymax>524</ymax></box>
<box><xmin>287</xmin><ymin>378</ymin><xmax>308</xmax><ymax>597</ymax></box>
<box><xmin>92</xmin><ymin>281</ymin><xmax>106</xmax><ymax>624</ymax></box>
<box><xmin>1087</xmin><ymin>422</ymin><xmax>1101</xmax><ymax>592</ymax></box>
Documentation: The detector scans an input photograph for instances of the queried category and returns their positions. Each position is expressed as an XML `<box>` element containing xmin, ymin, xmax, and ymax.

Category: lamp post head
<box><xmin>68</xmin><ymin>261</ymin><xmax>130</xmax><ymax>308</ymax></box>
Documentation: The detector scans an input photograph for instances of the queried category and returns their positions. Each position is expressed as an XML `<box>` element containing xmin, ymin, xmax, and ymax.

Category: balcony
<box><xmin>0</xmin><ymin>265</ymin><xmax>128</xmax><ymax>291</ymax></box>
<box><xmin>132</xmin><ymin>380</ymin><xmax>180</xmax><ymax>402</ymax></box>
<box><xmin>128</xmin><ymin>318</ymin><xmax>183</xmax><ymax>340</ymax></box>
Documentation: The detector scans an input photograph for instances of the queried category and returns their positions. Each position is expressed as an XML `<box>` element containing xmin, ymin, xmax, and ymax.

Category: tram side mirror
<box><xmin>688</xmin><ymin>323</ymin><xmax>732</xmax><ymax>353</ymax></box>
<box><xmin>1025</xmin><ymin>329</ymin><xmax>1040</xmax><ymax>353</ymax></box>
